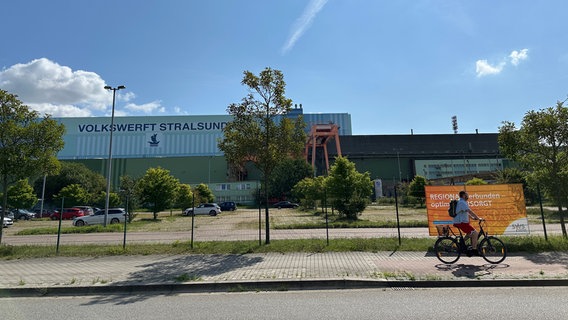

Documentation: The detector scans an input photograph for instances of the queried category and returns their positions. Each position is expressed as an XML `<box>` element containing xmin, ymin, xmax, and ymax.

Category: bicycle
<box><xmin>434</xmin><ymin>219</ymin><xmax>507</xmax><ymax>264</ymax></box>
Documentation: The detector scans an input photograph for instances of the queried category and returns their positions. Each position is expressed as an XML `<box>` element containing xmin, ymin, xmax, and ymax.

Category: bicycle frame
<box><xmin>434</xmin><ymin>219</ymin><xmax>507</xmax><ymax>264</ymax></box>
<box><xmin>448</xmin><ymin>220</ymin><xmax>489</xmax><ymax>249</ymax></box>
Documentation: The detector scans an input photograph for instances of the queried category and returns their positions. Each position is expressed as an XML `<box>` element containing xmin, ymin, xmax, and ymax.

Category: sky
<box><xmin>1</xmin><ymin>0</ymin><xmax>568</xmax><ymax>135</ymax></box>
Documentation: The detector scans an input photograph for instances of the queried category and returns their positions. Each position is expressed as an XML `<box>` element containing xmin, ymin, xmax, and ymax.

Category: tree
<box><xmin>326</xmin><ymin>156</ymin><xmax>373</xmax><ymax>220</ymax></box>
<box><xmin>176</xmin><ymin>183</ymin><xmax>194</xmax><ymax>213</ymax></box>
<box><xmin>193</xmin><ymin>183</ymin><xmax>214</xmax><ymax>204</ymax></box>
<box><xmin>92</xmin><ymin>191</ymin><xmax>121</xmax><ymax>208</ymax></box>
<box><xmin>292</xmin><ymin>176</ymin><xmax>326</xmax><ymax>210</ymax></box>
<box><xmin>498</xmin><ymin>101</ymin><xmax>568</xmax><ymax>237</ymax></box>
<box><xmin>407</xmin><ymin>175</ymin><xmax>428</xmax><ymax>206</ymax></box>
<box><xmin>0</xmin><ymin>89</ymin><xmax>65</xmax><ymax>244</ymax></box>
<box><xmin>34</xmin><ymin>162</ymin><xmax>106</xmax><ymax>204</ymax></box>
<box><xmin>7</xmin><ymin>179</ymin><xmax>37</xmax><ymax>209</ymax></box>
<box><xmin>53</xmin><ymin>184</ymin><xmax>89</xmax><ymax>207</ymax></box>
<box><xmin>465</xmin><ymin>177</ymin><xmax>488</xmax><ymax>185</ymax></box>
<box><xmin>218</xmin><ymin>67</ymin><xmax>306</xmax><ymax>243</ymax></box>
<box><xmin>137</xmin><ymin>167</ymin><xmax>179</xmax><ymax>220</ymax></box>
<box><xmin>269</xmin><ymin>158</ymin><xmax>313</xmax><ymax>200</ymax></box>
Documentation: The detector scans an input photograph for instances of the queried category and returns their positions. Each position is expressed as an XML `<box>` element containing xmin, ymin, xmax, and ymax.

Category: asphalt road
<box><xmin>2</xmin><ymin>287</ymin><xmax>567</xmax><ymax>320</ymax></box>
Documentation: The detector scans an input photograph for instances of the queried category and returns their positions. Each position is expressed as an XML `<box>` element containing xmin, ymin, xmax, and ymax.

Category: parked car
<box><xmin>73</xmin><ymin>206</ymin><xmax>95</xmax><ymax>216</ymax></box>
<box><xmin>10</xmin><ymin>209</ymin><xmax>36</xmax><ymax>220</ymax></box>
<box><xmin>183</xmin><ymin>203</ymin><xmax>221</xmax><ymax>216</ymax></box>
<box><xmin>51</xmin><ymin>207</ymin><xmax>85</xmax><ymax>220</ymax></box>
<box><xmin>73</xmin><ymin>208</ymin><xmax>126</xmax><ymax>226</ymax></box>
<box><xmin>3</xmin><ymin>216</ymin><xmax>13</xmax><ymax>228</ymax></box>
<box><xmin>273</xmin><ymin>201</ymin><xmax>299</xmax><ymax>209</ymax></box>
<box><xmin>219</xmin><ymin>201</ymin><xmax>237</xmax><ymax>211</ymax></box>
<box><xmin>33</xmin><ymin>208</ymin><xmax>59</xmax><ymax>218</ymax></box>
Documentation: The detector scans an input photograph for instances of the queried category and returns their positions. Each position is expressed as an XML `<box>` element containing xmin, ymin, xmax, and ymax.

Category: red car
<box><xmin>50</xmin><ymin>208</ymin><xmax>85</xmax><ymax>220</ymax></box>
<box><xmin>34</xmin><ymin>209</ymin><xmax>59</xmax><ymax>218</ymax></box>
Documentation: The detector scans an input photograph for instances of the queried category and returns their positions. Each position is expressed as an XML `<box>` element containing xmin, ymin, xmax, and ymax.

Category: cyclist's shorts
<box><xmin>454</xmin><ymin>223</ymin><xmax>475</xmax><ymax>234</ymax></box>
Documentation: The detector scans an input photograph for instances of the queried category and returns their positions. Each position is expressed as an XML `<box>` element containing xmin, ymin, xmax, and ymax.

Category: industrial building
<box><xmin>55</xmin><ymin>107</ymin><xmax>507</xmax><ymax>203</ymax></box>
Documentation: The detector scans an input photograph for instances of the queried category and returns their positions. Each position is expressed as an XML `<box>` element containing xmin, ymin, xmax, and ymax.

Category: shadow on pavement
<box><xmin>83</xmin><ymin>254</ymin><xmax>263</xmax><ymax>305</ymax></box>
<box><xmin>435</xmin><ymin>263</ymin><xmax>510</xmax><ymax>279</ymax></box>
<box><xmin>521</xmin><ymin>252</ymin><xmax>568</xmax><ymax>268</ymax></box>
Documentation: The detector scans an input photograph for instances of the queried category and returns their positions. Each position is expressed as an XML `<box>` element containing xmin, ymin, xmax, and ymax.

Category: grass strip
<box><xmin>1</xmin><ymin>235</ymin><xmax>566</xmax><ymax>260</ymax></box>
<box><xmin>16</xmin><ymin>224</ymin><xmax>123</xmax><ymax>235</ymax></box>
<box><xmin>274</xmin><ymin>220</ymin><xmax>428</xmax><ymax>229</ymax></box>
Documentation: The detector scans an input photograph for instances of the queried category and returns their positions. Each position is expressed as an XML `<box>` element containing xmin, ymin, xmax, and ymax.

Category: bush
<box><xmin>376</xmin><ymin>197</ymin><xmax>395</xmax><ymax>205</ymax></box>
<box><xmin>332</xmin><ymin>198</ymin><xmax>368</xmax><ymax>219</ymax></box>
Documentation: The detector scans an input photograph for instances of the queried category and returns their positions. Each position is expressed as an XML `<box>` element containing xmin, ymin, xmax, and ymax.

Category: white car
<box><xmin>3</xmin><ymin>216</ymin><xmax>13</xmax><ymax>228</ymax></box>
<box><xmin>73</xmin><ymin>208</ymin><xmax>126</xmax><ymax>226</ymax></box>
<box><xmin>183</xmin><ymin>203</ymin><xmax>221</xmax><ymax>216</ymax></box>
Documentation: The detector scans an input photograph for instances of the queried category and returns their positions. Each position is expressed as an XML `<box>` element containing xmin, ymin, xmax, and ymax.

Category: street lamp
<box><xmin>103</xmin><ymin>85</ymin><xmax>125</xmax><ymax>227</ymax></box>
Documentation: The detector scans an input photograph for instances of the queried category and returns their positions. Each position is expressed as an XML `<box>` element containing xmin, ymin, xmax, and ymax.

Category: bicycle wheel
<box><xmin>479</xmin><ymin>236</ymin><xmax>507</xmax><ymax>264</ymax></box>
<box><xmin>434</xmin><ymin>236</ymin><xmax>461</xmax><ymax>264</ymax></box>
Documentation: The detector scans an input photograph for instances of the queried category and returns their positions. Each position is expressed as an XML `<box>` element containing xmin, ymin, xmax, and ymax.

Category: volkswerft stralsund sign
<box><xmin>77</xmin><ymin>121</ymin><xmax>228</xmax><ymax>133</ymax></box>
<box><xmin>55</xmin><ymin>115</ymin><xmax>232</xmax><ymax>159</ymax></box>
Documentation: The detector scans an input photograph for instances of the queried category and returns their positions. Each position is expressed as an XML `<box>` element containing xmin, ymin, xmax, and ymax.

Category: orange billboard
<box><xmin>425</xmin><ymin>184</ymin><xmax>529</xmax><ymax>236</ymax></box>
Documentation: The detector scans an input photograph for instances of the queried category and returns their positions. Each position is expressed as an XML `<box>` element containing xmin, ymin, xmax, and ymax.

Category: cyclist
<box><xmin>453</xmin><ymin>191</ymin><xmax>482</xmax><ymax>253</ymax></box>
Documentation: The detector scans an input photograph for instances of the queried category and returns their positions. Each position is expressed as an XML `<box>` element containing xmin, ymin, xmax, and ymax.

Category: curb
<box><xmin>2</xmin><ymin>278</ymin><xmax>567</xmax><ymax>298</ymax></box>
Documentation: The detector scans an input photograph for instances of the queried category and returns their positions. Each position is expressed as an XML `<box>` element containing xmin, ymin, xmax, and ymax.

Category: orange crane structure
<box><xmin>305</xmin><ymin>124</ymin><xmax>342</xmax><ymax>173</ymax></box>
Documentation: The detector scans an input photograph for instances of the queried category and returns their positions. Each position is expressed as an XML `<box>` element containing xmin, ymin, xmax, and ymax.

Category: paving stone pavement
<box><xmin>1</xmin><ymin>251</ymin><xmax>567</xmax><ymax>289</ymax></box>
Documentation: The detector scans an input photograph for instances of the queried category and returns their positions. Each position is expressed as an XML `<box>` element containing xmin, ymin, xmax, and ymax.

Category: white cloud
<box><xmin>0</xmin><ymin>58</ymin><xmax>165</xmax><ymax>117</ymax></box>
<box><xmin>27</xmin><ymin>103</ymin><xmax>93</xmax><ymax>117</ymax></box>
<box><xmin>124</xmin><ymin>101</ymin><xmax>164</xmax><ymax>113</ymax></box>
<box><xmin>475</xmin><ymin>48</ymin><xmax>529</xmax><ymax>78</ymax></box>
<box><xmin>281</xmin><ymin>0</ymin><xmax>328</xmax><ymax>55</ymax></box>
<box><xmin>510</xmin><ymin>48</ymin><xmax>528</xmax><ymax>66</ymax></box>
<box><xmin>0</xmin><ymin>58</ymin><xmax>109</xmax><ymax>115</ymax></box>
<box><xmin>475</xmin><ymin>60</ymin><xmax>505</xmax><ymax>77</ymax></box>
<box><xmin>173</xmin><ymin>106</ymin><xmax>188</xmax><ymax>115</ymax></box>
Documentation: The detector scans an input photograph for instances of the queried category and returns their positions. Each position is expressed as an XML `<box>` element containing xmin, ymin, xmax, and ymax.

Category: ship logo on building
<box><xmin>148</xmin><ymin>133</ymin><xmax>160</xmax><ymax>147</ymax></box>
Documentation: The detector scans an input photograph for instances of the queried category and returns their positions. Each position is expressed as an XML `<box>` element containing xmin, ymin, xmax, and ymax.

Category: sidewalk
<box><xmin>1</xmin><ymin>251</ymin><xmax>567</xmax><ymax>296</ymax></box>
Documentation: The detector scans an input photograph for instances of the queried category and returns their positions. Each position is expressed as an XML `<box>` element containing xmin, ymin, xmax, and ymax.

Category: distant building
<box><xmin>55</xmin><ymin>107</ymin><xmax>507</xmax><ymax>203</ymax></box>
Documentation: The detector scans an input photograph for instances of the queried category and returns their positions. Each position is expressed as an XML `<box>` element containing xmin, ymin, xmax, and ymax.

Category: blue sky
<box><xmin>1</xmin><ymin>0</ymin><xmax>567</xmax><ymax>135</ymax></box>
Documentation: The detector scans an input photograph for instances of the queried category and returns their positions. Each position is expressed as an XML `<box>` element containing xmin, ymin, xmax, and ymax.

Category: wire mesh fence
<box><xmin>0</xmin><ymin>205</ymin><xmax>561</xmax><ymax>248</ymax></box>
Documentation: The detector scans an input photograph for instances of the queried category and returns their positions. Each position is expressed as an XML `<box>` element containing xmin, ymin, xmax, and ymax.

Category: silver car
<box><xmin>3</xmin><ymin>216</ymin><xmax>13</xmax><ymax>228</ymax></box>
<box><xmin>183</xmin><ymin>203</ymin><xmax>221</xmax><ymax>216</ymax></box>
<box><xmin>73</xmin><ymin>208</ymin><xmax>126</xmax><ymax>226</ymax></box>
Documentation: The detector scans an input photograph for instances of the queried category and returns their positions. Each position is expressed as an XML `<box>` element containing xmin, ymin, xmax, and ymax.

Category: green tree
<box><xmin>292</xmin><ymin>176</ymin><xmax>326</xmax><ymax>210</ymax></box>
<box><xmin>407</xmin><ymin>175</ymin><xmax>428</xmax><ymax>206</ymax></box>
<box><xmin>34</xmin><ymin>162</ymin><xmax>106</xmax><ymax>204</ymax></box>
<box><xmin>269</xmin><ymin>158</ymin><xmax>313</xmax><ymax>200</ymax></box>
<box><xmin>465</xmin><ymin>177</ymin><xmax>488</xmax><ymax>185</ymax></box>
<box><xmin>137</xmin><ymin>167</ymin><xmax>179</xmax><ymax>220</ymax></box>
<box><xmin>92</xmin><ymin>191</ymin><xmax>121</xmax><ymax>209</ymax></box>
<box><xmin>176</xmin><ymin>183</ymin><xmax>194</xmax><ymax>213</ymax></box>
<box><xmin>218</xmin><ymin>67</ymin><xmax>306</xmax><ymax>243</ymax></box>
<box><xmin>498</xmin><ymin>101</ymin><xmax>568</xmax><ymax>237</ymax></box>
<box><xmin>0</xmin><ymin>89</ymin><xmax>65</xmax><ymax>243</ymax></box>
<box><xmin>53</xmin><ymin>184</ymin><xmax>89</xmax><ymax>207</ymax></box>
<box><xmin>193</xmin><ymin>183</ymin><xmax>214</xmax><ymax>204</ymax></box>
<box><xmin>326</xmin><ymin>156</ymin><xmax>373</xmax><ymax>220</ymax></box>
<box><xmin>7</xmin><ymin>179</ymin><xmax>37</xmax><ymax>209</ymax></box>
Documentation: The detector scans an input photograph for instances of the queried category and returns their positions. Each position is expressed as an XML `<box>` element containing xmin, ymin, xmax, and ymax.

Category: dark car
<box><xmin>51</xmin><ymin>207</ymin><xmax>85</xmax><ymax>220</ymax></box>
<box><xmin>219</xmin><ymin>201</ymin><xmax>237</xmax><ymax>211</ymax></box>
<box><xmin>273</xmin><ymin>201</ymin><xmax>299</xmax><ymax>209</ymax></box>
<box><xmin>10</xmin><ymin>209</ymin><xmax>36</xmax><ymax>220</ymax></box>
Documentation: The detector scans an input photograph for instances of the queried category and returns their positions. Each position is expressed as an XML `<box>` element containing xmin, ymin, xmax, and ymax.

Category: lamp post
<box><xmin>103</xmin><ymin>85</ymin><xmax>125</xmax><ymax>227</ymax></box>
